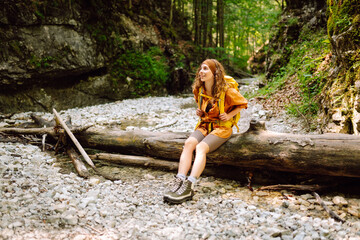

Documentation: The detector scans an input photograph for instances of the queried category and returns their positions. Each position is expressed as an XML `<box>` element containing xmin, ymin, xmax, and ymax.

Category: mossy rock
<box><xmin>327</xmin><ymin>0</ymin><xmax>360</xmax><ymax>37</ymax></box>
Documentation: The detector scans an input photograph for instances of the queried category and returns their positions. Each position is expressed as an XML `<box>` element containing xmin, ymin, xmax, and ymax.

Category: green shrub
<box><xmin>111</xmin><ymin>47</ymin><xmax>169</xmax><ymax>96</ymax></box>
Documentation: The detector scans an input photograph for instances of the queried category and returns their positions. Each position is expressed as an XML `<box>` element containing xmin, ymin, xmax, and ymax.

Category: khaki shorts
<box><xmin>189</xmin><ymin>130</ymin><xmax>231</xmax><ymax>153</ymax></box>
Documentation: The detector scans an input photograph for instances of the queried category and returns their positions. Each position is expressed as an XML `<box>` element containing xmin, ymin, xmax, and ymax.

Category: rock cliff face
<box><xmin>265</xmin><ymin>0</ymin><xmax>327</xmax><ymax>78</ymax></box>
<box><xmin>318</xmin><ymin>0</ymin><xmax>360</xmax><ymax>134</ymax></box>
<box><xmin>260</xmin><ymin>0</ymin><xmax>360</xmax><ymax>134</ymax></box>
<box><xmin>0</xmin><ymin>0</ymin><xmax>192</xmax><ymax>113</ymax></box>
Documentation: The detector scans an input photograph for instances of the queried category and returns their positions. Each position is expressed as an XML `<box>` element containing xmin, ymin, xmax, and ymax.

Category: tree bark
<box><xmin>169</xmin><ymin>0</ymin><xmax>174</xmax><ymax>26</ymax></box>
<box><xmin>0</xmin><ymin>125</ymin><xmax>91</xmax><ymax>136</ymax></box>
<box><xmin>207</xmin><ymin>0</ymin><xmax>213</xmax><ymax>47</ymax></box>
<box><xmin>67</xmin><ymin>147</ymin><xmax>90</xmax><ymax>178</ymax></box>
<box><xmin>216</xmin><ymin>0</ymin><xmax>224</xmax><ymax>49</ymax></box>
<box><xmin>90</xmin><ymin>153</ymin><xmax>256</xmax><ymax>182</ymax></box>
<box><xmin>0</xmin><ymin>127</ymin><xmax>57</xmax><ymax>137</ymax></box>
<box><xmin>90</xmin><ymin>153</ymin><xmax>179</xmax><ymax>170</ymax></box>
<box><xmin>76</xmin><ymin>121</ymin><xmax>360</xmax><ymax>178</ymax></box>
<box><xmin>201</xmin><ymin>0</ymin><xmax>207</xmax><ymax>48</ymax></box>
<box><xmin>194</xmin><ymin>0</ymin><xmax>201</xmax><ymax>46</ymax></box>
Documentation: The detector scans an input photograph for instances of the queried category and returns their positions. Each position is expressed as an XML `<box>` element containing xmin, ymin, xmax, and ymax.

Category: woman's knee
<box><xmin>195</xmin><ymin>142</ymin><xmax>209</xmax><ymax>154</ymax></box>
<box><xmin>184</xmin><ymin>137</ymin><xmax>198</xmax><ymax>149</ymax></box>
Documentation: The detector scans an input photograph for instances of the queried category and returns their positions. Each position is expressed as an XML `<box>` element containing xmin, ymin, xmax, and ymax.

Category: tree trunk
<box><xmin>75</xmin><ymin>121</ymin><xmax>360</xmax><ymax>178</ymax></box>
<box><xmin>201</xmin><ymin>0</ymin><xmax>208</xmax><ymax>48</ymax></box>
<box><xmin>169</xmin><ymin>0</ymin><xmax>174</xmax><ymax>26</ymax></box>
<box><xmin>217</xmin><ymin>0</ymin><xmax>224</xmax><ymax>49</ymax></box>
<box><xmin>207</xmin><ymin>0</ymin><xmax>213</xmax><ymax>48</ymax></box>
<box><xmin>89</xmin><ymin>152</ymin><xmax>275</xmax><ymax>183</ymax></box>
<box><xmin>194</xmin><ymin>0</ymin><xmax>201</xmax><ymax>46</ymax></box>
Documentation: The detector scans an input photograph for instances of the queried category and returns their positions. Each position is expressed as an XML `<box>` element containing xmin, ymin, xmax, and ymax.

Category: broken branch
<box><xmin>53</xmin><ymin>108</ymin><xmax>95</xmax><ymax>169</ymax></box>
<box><xmin>312</xmin><ymin>192</ymin><xmax>345</xmax><ymax>223</ymax></box>
<box><xmin>66</xmin><ymin>147</ymin><xmax>90</xmax><ymax>178</ymax></box>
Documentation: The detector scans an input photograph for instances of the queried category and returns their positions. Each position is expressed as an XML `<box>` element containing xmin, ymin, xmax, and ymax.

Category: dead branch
<box><xmin>312</xmin><ymin>192</ymin><xmax>345</xmax><ymax>223</ymax></box>
<box><xmin>66</xmin><ymin>147</ymin><xmax>90</xmax><ymax>178</ymax></box>
<box><xmin>53</xmin><ymin>108</ymin><xmax>95</xmax><ymax>169</ymax></box>
<box><xmin>154</xmin><ymin>120</ymin><xmax>178</xmax><ymax>130</ymax></box>
<box><xmin>257</xmin><ymin>184</ymin><xmax>326</xmax><ymax>192</ymax></box>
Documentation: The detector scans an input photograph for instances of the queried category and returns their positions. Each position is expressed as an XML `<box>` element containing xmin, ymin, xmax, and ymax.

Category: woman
<box><xmin>163</xmin><ymin>59</ymin><xmax>248</xmax><ymax>204</ymax></box>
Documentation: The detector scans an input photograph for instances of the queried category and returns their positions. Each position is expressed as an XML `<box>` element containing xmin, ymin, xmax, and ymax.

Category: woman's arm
<box><xmin>219</xmin><ymin>106</ymin><xmax>242</xmax><ymax>121</ymax></box>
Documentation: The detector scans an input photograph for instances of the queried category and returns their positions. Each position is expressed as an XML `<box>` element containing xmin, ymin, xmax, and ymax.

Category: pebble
<box><xmin>89</xmin><ymin>176</ymin><xmax>101</xmax><ymax>185</ymax></box>
<box><xmin>333</xmin><ymin>196</ymin><xmax>348</xmax><ymax>206</ymax></box>
<box><xmin>1</xmin><ymin>86</ymin><xmax>359</xmax><ymax>239</ymax></box>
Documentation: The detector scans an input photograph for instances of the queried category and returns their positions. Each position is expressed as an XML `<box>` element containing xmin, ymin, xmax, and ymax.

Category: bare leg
<box><xmin>178</xmin><ymin>137</ymin><xmax>198</xmax><ymax>176</ymax></box>
<box><xmin>189</xmin><ymin>142</ymin><xmax>210</xmax><ymax>178</ymax></box>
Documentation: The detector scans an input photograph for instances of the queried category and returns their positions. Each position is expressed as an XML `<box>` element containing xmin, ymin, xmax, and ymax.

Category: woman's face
<box><xmin>199</xmin><ymin>64</ymin><xmax>214</xmax><ymax>83</ymax></box>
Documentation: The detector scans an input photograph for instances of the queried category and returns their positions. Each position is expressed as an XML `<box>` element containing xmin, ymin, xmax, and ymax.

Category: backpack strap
<box><xmin>217</xmin><ymin>88</ymin><xmax>240</xmax><ymax>132</ymax></box>
<box><xmin>199</xmin><ymin>87</ymin><xmax>203</xmax><ymax>108</ymax></box>
<box><xmin>195</xmin><ymin>87</ymin><xmax>205</xmax><ymax>129</ymax></box>
<box><xmin>217</xmin><ymin>91</ymin><xmax>226</xmax><ymax>114</ymax></box>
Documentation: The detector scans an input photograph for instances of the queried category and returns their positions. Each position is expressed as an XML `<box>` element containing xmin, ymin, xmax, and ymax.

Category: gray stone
<box><xmin>89</xmin><ymin>177</ymin><xmax>101</xmax><ymax>186</ymax></box>
<box><xmin>293</xmin><ymin>231</ymin><xmax>306</xmax><ymax>240</ymax></box>
<box><xmin>52</xmin><ymin>203</ymin><xmax>68</xmax><ymax>213</ymax></box>
<box><xmin>255</xmin><ymin>191</ymin><xmax>269</xmax><ymax>197</ymax></box>
<box><xmin>333</xmin><ymin>196</ymin><xmax>348</xmax><ymax>206</ymax></box>
<box><xmin>282</xmin><ymin>201</ymin><xmax>289</xmax><ymax>208</ymax></box>
<box><xmin>10</xmin><ymin>221</ymin><xmax>23</xmax><ymax>228</ymax></box>
<box><xmin>62</xmin><ymin>215</ymin><xmax>78</xmax><ymax>225</ymax></box>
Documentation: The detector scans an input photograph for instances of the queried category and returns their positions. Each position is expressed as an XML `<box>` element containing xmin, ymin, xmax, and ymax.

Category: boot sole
<box><xmin>163</xmin><ymin>194</ymin><xmax>194</xmax><ymax>204</ymax></box>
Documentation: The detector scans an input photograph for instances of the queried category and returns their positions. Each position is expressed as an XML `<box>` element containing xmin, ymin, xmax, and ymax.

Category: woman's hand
<box><xmin>219</xmin><ymin>113</ymin><xmax>231</xmax><ymax>121</ymax></box>
<box><xmin>196</xmin><ymin>109</ymin><xmax>205</xmax><ymax>117</ymax></box>
<box><xmin>220</xmin><ymin>107</ymin><xmax>242</xmax><ymax>121</ymax></box>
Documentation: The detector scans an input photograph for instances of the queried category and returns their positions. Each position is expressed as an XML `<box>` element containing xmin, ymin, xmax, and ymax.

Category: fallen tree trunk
<box><xmin>90</xmin><ymin>153</ymin><xmax>179</xmax><ymax>170</ymax></box>
<box><xmin>76</xmin><ymin>121</ymin><xmax>360</xmax><ymax>178</ymax></box>
<box><xmin>0</xmin><ymin>127</ymin><xmax>57</xmax><ymax>137</ymax></box>
<box><xmin>0</xmin><ymin>125</ymin><xmax>91</xmax><ymax>135</ymax></box>
<box><xmin>90</xmin><ymin>153</ymin><xmax>256</xmax><ymax>182</ymax></box>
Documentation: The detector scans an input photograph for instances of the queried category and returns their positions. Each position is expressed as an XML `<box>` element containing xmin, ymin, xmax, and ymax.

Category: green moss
<box><xmin>327</xmin><ymin>0</ymin><xmax>360</xmax><ymax>37</ymax></box>
<box><xmin>29</xmin><ymin>55</ymin><xmax>57</xmax><ymax>69</ymax></box>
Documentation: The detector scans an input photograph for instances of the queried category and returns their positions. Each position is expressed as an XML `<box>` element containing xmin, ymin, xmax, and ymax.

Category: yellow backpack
<box><xmin>196</xmin><ymin>75</ymin><xmax>241</xmax><ymax>132</ymax></box>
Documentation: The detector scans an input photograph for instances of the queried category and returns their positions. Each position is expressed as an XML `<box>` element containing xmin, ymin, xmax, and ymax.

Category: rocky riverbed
<box><xmin>1</xmin><ymin>85</ymin><xmax>360</xmax><ymax>239</ymax></box>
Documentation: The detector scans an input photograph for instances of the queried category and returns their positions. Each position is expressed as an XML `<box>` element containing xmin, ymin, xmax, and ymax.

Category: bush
<box><xmin>111</xmin><ymin>47</ymin><xmax>169</xmax><ymax>96</ymax></box>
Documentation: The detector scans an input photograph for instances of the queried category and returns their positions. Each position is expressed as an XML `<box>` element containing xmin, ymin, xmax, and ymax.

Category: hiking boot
<box><xmin>163</xmin><ymin>176</ymin><xmax>184</xmax><ymax>201</ymax></box>
<box><xmin>164</xmin><ymin>180</ymin><xmax>194</xmax><ymax>204</ymax></box>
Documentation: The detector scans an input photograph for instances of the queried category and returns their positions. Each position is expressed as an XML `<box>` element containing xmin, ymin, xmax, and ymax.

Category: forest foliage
<box><xmin>173</xmin><ymin>0</ymin><xmax>282</xmax><ymax>68</ymax></box>
<box><xmin>108</xmin><ymin>0</ymin><xmax>282</xmax><ymax>96</ymax></box>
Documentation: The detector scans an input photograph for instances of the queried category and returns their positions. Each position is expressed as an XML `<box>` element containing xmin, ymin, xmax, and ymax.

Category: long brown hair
<box><xmin>192</xmin><ymin>59</ymin><xmax>227</xmax><ymax>100</ymax></box>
